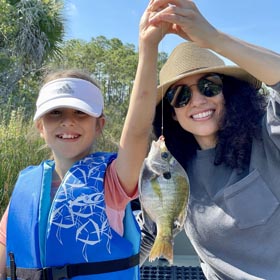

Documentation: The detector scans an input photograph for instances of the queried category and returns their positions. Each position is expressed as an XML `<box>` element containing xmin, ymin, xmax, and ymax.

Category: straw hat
<box><xmin>157</xmin><ymin>42</ymin><xmax>262</xmax><ymax>103</ymax></box>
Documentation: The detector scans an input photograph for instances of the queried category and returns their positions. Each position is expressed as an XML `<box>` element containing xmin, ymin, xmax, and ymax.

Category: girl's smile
<box><xmin>56</xmin><ymin>132</ymin><xmax>81</xmax><ymax>140</ymax></box>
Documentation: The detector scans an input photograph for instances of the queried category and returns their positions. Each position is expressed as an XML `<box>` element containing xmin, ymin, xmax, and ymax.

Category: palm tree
<box><xmin>0</xmin><ymin>0</ymin><xmax>65</xmax><ymax>112</ymax></box>
<box><xmin>14</xmin><ymin>0</ymin><xmax>64</xmax><ymax>67</ymax></box>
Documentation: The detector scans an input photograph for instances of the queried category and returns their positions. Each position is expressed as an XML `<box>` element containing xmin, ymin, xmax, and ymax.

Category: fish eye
<box><xmin>163</xmin><ymin>171</ymin><xmax>171</xmax><ymax>179</ymax></box>
<box><xmin>161</xmin><ymin>152</ymin><xmax>169</xmax><ymax>160</ymax></box>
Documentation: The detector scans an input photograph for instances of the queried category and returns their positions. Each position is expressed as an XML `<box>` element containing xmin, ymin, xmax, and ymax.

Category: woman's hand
<box><xmin>147</xmin><ymin>0</ymin><xmax>219</xmax><ymax>49</ymax></box>
<box><xmin>139</xmin><ymin>0</ymin><xmax>173</xmax><ymax>49</ymax></box>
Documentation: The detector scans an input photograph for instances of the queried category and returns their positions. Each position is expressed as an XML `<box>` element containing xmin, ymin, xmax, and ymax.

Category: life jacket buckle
<box><xmin>43</xmin><ymin>265</ymin><xmax>70</xmax><ymax>280</ymax></box>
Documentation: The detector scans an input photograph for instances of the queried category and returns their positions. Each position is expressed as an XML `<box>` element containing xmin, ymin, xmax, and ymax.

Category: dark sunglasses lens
<box><xmin>166</xmin><ymin>75</ymin><xmax>222</xmax><ymax>107</ymax></box>
<box><xmin>175</xmin><ymin>86</ymin><xmax>192</xmax><ymax>107</ymax></box>
<box><xmin>166</xmin><ymin>88</ymin><xmax>175</xmax><ymax>104</ymax></box>
<box><xmin>198</xmin><ymin>76</ymin><xmax>223</xmax><ymax>97</ymax></box>
<box><xmin>166</xmin><ymin>85</ymin><xmax>191</xmax><ymax>108</ymax></box>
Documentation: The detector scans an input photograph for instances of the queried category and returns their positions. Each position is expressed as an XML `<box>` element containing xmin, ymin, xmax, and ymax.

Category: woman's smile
<box><xmin>191</xmin><ymin>109</ymin><xmax>215</xmax><ymax>120</ymax></box>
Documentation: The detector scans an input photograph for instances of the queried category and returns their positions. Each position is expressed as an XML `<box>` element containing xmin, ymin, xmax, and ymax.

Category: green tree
<box><xmin>0</xmin><ymin>0</ymin><xmax>65</xmax><ymax>118</ymax></box>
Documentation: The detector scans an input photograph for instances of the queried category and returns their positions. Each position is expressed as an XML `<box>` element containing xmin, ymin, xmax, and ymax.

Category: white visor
<box><xmin>33</xmin><ymin>77</ymin><xmax>104</xmax><ymax>120</ymax></box>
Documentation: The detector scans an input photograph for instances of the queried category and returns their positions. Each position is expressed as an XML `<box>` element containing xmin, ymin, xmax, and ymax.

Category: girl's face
<box><xmin>36</xmin><ymin>108</ymin><xmax>104</xmax><ymax>164</ymax></box>
<box><xmin>171</xmin><ymin>73</ymin><xmax>225</xmax><ymax>149</ymax></box>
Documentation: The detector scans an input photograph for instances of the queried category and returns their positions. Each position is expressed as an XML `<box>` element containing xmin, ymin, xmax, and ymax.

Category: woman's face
<box><xmin>171</xmin><ymin>73</ymin><xmax>225</xmax><ymax>149</ymax></box>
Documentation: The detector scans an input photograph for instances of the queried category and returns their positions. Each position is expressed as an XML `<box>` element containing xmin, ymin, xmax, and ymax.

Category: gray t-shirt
<box><xmin>184</xmin><ymin>84</ymin><xmax>280</xmax><ymax>280</ymax></box>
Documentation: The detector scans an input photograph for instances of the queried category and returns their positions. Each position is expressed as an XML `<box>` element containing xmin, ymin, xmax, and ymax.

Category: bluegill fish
<box><xmin>139</xmin><ymin>136</ymin><xmax>190</xmax><ymax>264</ymax></box>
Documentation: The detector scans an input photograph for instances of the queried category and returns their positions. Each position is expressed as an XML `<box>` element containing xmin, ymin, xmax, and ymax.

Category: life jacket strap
<box><xmin>7</xmin><ymin>253</ymin><xmax>140</xmax><ymax>280</ymax></box>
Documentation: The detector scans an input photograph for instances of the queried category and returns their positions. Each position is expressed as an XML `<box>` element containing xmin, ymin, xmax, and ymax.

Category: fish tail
<box><xmin>149</xmin><ymin>236</ymin><xmax>173</xmax><ymax>264</ymax></box>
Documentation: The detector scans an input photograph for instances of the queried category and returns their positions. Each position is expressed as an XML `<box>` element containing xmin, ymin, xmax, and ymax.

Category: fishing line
<box><xmin>160</xmin><ymin>22</ymin><xmax>165</xmax><ymax>138</ymax></box>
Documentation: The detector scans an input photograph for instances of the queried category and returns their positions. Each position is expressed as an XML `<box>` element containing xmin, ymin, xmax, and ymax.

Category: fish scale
<box><xmin>139</xmin><ymin>136</ymin><xmax>190</xmax><ymax>264</ymax></box>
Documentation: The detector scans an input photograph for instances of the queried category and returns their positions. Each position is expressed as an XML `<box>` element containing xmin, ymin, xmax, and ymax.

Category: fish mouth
<box><xmin>150</xmin><ymin>140</ymin><xmax>169</xmax><ymax>161</ymax></box>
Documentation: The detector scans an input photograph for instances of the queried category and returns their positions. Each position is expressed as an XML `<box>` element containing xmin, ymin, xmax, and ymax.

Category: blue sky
<box><xmin>63</xmin><ymin>0</ymin><xmax>280</xmax><ymax>60</ymax></box>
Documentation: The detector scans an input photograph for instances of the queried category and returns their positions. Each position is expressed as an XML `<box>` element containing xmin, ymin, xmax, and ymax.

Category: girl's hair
<box><xmin>42</xmin><ymin>69</ymin><xmax>100</xmax><ymax>88</ymax></box>
<box><xmin>153</xmin><ymin>75</ymin><xmax>267</xmax><ymax>172</ymax></box>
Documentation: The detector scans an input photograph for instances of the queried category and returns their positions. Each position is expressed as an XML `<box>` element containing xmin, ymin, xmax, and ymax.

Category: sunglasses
<box><xmin>165</xmin><ymin>74</ymin><xmax>223</xmax><ymax>108</ymax></box>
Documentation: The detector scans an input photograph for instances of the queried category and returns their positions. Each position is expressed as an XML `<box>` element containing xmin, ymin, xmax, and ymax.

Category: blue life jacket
<box><xmin>6</xmin><ymin>152</ymin><xmax>140</xmax><ymax>280</ymax></box>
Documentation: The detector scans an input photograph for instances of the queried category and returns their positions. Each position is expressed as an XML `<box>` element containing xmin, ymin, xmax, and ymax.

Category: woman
<box><xmin>140</xmin><ymin>0</ymin><xmax>280</xmax><ymax>279</ymax></box>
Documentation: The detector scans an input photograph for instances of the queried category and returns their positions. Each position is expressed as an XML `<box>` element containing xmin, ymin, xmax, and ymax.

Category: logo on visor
<box><xmin>56</xmin><ymin>84</ymin><xmax>74</xmax><ymax>95</ymax></box>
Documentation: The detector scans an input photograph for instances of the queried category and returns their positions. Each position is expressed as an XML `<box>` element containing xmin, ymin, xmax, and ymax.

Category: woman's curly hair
<box><xmin>153</xmin><ymin>75</ymin><xmax>267</xmax><ymax>172</ymax></box>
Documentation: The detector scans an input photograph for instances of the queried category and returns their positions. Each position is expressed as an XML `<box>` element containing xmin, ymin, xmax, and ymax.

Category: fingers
<box><xmin>139</xmin><ymin>1</ymin><xmax>169</xmax><ymax>47</ymax></box>
<box><xmin>147</xmin><ymin>0</ymin><xmax>217</xmax><ymax>47</ymax></box>
<box><xmin>142</xmin><ymin>0</ymin><xmax>209</xmax><ymax>46</ymax></box>
<box><xmin>149</xmin><ymin>0</ymin><xmax>194</xmax><ymax>13</ymax></box>
<box><xmin>149</xmin><ymin>0</ymin><xmax>197</xmax><ymax>25</ymax></box>
<box><xmin>149</xmin><ymin>0</ymin><xmax>183</xmax><ymax>10</ymax></box>
<box><xmin>145</xmin><ymin>1</ymin><xmax>177</xmax><ymax>36</ymax></box>
<box><xmin>147</xmin><ymin>3</ymin><xmax>189</xmax><ymax>39</ymax></box>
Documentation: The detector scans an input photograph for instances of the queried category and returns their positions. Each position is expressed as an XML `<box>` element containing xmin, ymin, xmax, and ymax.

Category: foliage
<box><xmin>0</xmin><ymin>108</ymin><xmax>49</xmax><ymax>216</ymax></box>
<box><xmin>0</xmin><ymin>0</ymin><xmax>16</xmax><ymax>45</ymax></box>
<box><xmin>0</xmin><ymin>0</ymin><xmax>65</xmax><ymax>113</ymax></box>
<box><xmin>13</xmin><ymin>0</ymin><xmax>64</xmax><ymax>66</ymax></box>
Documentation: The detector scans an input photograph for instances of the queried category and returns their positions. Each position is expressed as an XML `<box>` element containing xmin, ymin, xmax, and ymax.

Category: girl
<box><xmin>0</xmin><ymin>68</ymin><xmax>157</xmax><ymax>279</ymax></box>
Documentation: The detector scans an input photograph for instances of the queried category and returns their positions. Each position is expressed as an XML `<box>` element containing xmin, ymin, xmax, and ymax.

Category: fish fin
<box><xmin>149</xmin><ymin>236</ymin><xmax>173</xmax><ymax>265</ymax></box>
<box><xmin>175</xmin><ymin>209</ymin><xmax>187</xmax><ymax>227</ymax></box>
<box><xmin>141</xmin><ymin>208</ymin><xmax>157</xmax><ymax>234</ymax></box>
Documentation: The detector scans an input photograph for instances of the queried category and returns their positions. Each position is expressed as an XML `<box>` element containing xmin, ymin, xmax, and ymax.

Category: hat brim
<box><xmin>33</xmin><ymin>98</ymin><xmax>102</xmax><ymax>120</ymax></box>
<box><xmin>157</xmin><ymin>65</ymin><xmax>262</xmax><ymax>104</ymax></box>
